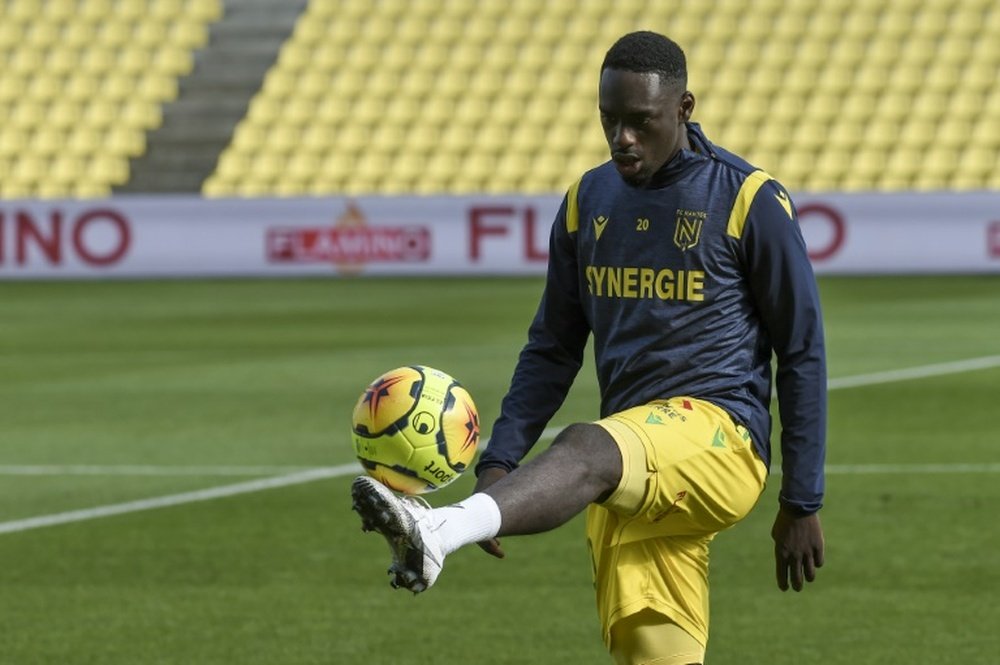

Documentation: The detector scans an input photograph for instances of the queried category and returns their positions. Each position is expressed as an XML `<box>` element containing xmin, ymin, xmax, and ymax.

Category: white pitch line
<box><xmin>0</xmin><ymin>464</ymin><xmax>317</xmax><ymax>477</ymax></box>
<box><xmin>1</xmin><ymin>354</ymin><xmax>998</xmax><ymax>536</ymax></box>
<box><xmin>825</xmin><ymin>463</ymin><xmax>1000</xmax><ymax>475</ymax></box>
<box><xmin>827</xmin><ymin>354</ymin><xmax>1000</xmax><ymax>390</ymax></box>
<box><xmin>0</xmin><ymin>465</ymin><xmax>356</xmax><ymax>536</ymax></box>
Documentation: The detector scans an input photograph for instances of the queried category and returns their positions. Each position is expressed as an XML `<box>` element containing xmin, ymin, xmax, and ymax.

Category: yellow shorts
<box><xmin>586</xmin><ymin>397</ymin><xmax>768</xmax><ymax>651</ymax></box>
<box><xmin>609</xmin><ymin>609</ymin><xmax>705</xmax><ymax>665</ymax></box>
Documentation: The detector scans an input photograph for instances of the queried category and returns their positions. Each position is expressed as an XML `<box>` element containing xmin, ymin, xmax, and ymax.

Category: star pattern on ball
<box><xmin>363</xmin><ymin>373</ymin><xmax>407</xmax><ymax>421</ymax></box>
<box><xmin>461</xmin><ymin>401</ymin><xmax>480</xmax><ymax>452</ymax></box>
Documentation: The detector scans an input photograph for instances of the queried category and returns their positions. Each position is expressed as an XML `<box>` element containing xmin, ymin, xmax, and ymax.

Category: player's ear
<box><xmin>678</xmin><ymin>91</ymin><xmax>695</xmax><ymax>122</ymax></box>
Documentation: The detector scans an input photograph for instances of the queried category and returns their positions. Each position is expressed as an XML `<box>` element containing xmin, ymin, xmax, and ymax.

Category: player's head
<box><xmin>599</xmin><ymin>31</ymin><xmax>695</xmax><ymax>186</ymax></box>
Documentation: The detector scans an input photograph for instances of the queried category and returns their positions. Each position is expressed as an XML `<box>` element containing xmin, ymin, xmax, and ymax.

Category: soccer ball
<box><xmin>351</xmin><ymin>365</ymin><xmax>480</xmax><ymax>494</ymax></box>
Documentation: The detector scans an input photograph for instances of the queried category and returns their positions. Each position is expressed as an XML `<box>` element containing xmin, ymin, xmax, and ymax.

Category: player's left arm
<box><xmin>740</xmin><ymin>177</ymin><xmax>827</xmax><ymax>591</ymax></box>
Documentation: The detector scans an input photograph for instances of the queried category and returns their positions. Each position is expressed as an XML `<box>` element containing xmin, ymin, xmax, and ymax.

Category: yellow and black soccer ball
<box><xmin>351</xmin><ymin>365</ymin><xmax>480</xmax><ymax>494</ymax></box>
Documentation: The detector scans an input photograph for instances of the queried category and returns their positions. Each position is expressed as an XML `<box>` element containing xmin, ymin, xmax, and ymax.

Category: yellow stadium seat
<box><xmin>26</xmin><ymin>74</ymin><xmax>63</xmax><ymax>102</ymax></box>
<box><xmin>948</xmin><ymin>174</ymin><xmax>987</xmax><ymax>191</ymax></box>
<box><xmin>936</xmin><ymin>120</ymin><xmax>972</xmax><ymax>149</ymax></box>
<box><xmin>135</xmin><ymin>20</ymin><xmax>170</xmax><ymax>47</ymax></box>
<box><xmin>186</xmin><ymin>0</ymin><xmax>222</xmax><ymax>21</ymax></box>
<box><xmin>11</xmin><ymin>101</ymin><xmax>45</xmax><ymax>129</ymax></box>
<box><xmin>386</xmin><ymin>154</ymin><xmax>424</xmax><ymax>184</ymax></box>
<box><xmin>245</xmin><ymin>96</ymin><xmax>280</xmax><ymax>125</ymax></box>
<box><xmin>50</xmin><ymin>155</ymin><xmax>86</xmax><ymax>185</ymax></box>
<box><xmin>897</xmin><ymin>119</ymin><xmax>934</xmax><ymax>149</ymax></box>
<box><xmin>12</xmin><ymin>155</ymin><xmax>49</xmax><ymax>187</ymax></box>
<box><xmin>972</xmin><ymin>115</ymin><xmax>1000</xmax><ymax>147</ymax></box>
<box><xmin>435</xmin><ymin>123</ymin><xmax>470</xmax><ymax>155</ymax></box>
<box><xmin>0</xmin><ymin>181</ymin><xmax>34</xmax><ymax>199</ymax></box>
<box><xmin>171</xmin><ymin>19</ymin><xmax>210</xmax><ymax>48</ymax></box>
<box><xmin>237</xmin><ymin>179</ymin><xmax>277</xmax><ymax>197</ymax></box>
<box><xmin>107</xmin><ymin>126</ymin><xmax>147</xmax><ymax>157</ymax></box>
<box><xmin>97</xmin><ymin>20</ymin><xmax>132</xmax><ymax>47</ymax></box>
<box><xmin>277</xmin><ymin>41</ymin><xmax>311</xmax><ymax>72</ymax></box>
<box><xmin>87</xmin><ymin>153</ymin><xmax>129</xmax><ymax>185</ymax></box>
<box><xmin>122</xmin><ymin>100</ymin><xmax>163</xmax><ymax>130</ymax></box>
<box><xmin>138</xmin><ymin>73</ymin><xmax>179</xmax><ymax>102</ymax></box>
<box><xmin>283</xmin><ymin>152</ymin><xmax>322</xmax><ymax>187</ymax></box>
<box><xmin>213</xmin><ymin>152</ymin><xmax>249</xmax><ymax>182</ymax></box>
<box><xmin>861</xmin><ymin>118</ymin><xmax>900</xmax><ymax>149</ymax></box>
<box><xmin>72</xmin><ymin>181</ymin><xmax>112</xmax><ymax>198</ymax></box>
<box><xmin>959</xmin><ymin>147</ymin><xmax>996</xmax><ymax>178</ymax></box>
<box><xmin>826</xmin><ymin>121</ymin><xmax>862</xmax><ymax>152</ymax></box>
<box><xmin>457</xmin><ymin>153</ymin><xmax>497</xmax><ymax>185</ymax></box>
<box><xmin>815</xmin><ymin>149</ymin><xmax>851</xmax><ymax>180</ymax></box>
<box><xmin>26</xmin><ymin>20</ymin><xmax>60</xmax><ymax>47</ymax></box>
<box><xmin>153</xmin><ymin>47</ymin><xmax>194</xmax><ymax>76</ymax></box>
<box><xmin>961</xmin><ymin>62</ymin><xmax>996</xmax><ymax>90</ymax></box>
<box><xmin>0</xmin><ymin>76</ymin><xmax>26</xmax><ymax>103</ymax></box>
<box><xmin>395</xmin><ymin>123</ymin><xmax>436</xmax><ymax>156</ymax></box>
<box><xmin>250</xmin><ymin>153</ymin><xmax>285</xmax><ymax>182</ymax></box>
<box><xmin>425</xmin><ymin>152</ymin><xmax>461</xmax><ymax>184</ymax></box>
<box><xmin>362</xmin><ymin>124</ymin><xmax>398</xmax><ymax>156</ymax></box>
<box><xmin>924</xmin><ymin>63</ymin><xmax>963</xmax><ymax>93</ymax></box>
<box><xmin>852</xmin><ymin>148</ymin><xmax>888</xmax><ymax>181</ymax></box>
<box><xmin>278</xmin><ymin>97</ymin><xmax>313</xmax><ymax>127</ymax></box>
<box><xmin>78</xmin><ymin>99</ymin><xmax>114</xmax><ymax>129</ymax></box>
<box><xmin>45</xmin><ymin>100</ymin><xmax>81</xmax><ymax>131</ymax></box>
<box><xmin>0</xmin><ymin>130</ymin><xmax>28</xmax><ymax>158</ymax></box>
<box><xmin>886</xmin><ymin>148</ymin><xmax>923</xmax><ymax>180</ymax></box>
<box><xmin>875</xmin><ymin>92</ymin><xmax>912</xmax><ymax>122</ymax></box>
<box><xmin>41</xmin><ymin>47</ymin><xmax>77</xmax><ymax>76</ymax></box>
<box><xmin>30</xmin><ymin>128</ymin><xmax>65</xmax><ymax>157</ymax></box>
<box><xmin>10</xmin><ymin>47</ymin><xmax>44</xmax><ymax>76</ymax></box>
<box><xmin>114</xmin><ymin>0</ymin><xmax>145</xmax><ymax>20</ymax></box>
<box><xmin>791</xmin><ymin>122</ymin><xmax>826</xmax><ymax>152</ymax></box>
<box><xmin>317</xmin><ymin>153</ymin><xmax>350</xmax><ymax>181</ymax></box>
<box><xmin>98</xmin><ymin>72</ymin><xmax>131</xmax><ymax>101</ymax></box>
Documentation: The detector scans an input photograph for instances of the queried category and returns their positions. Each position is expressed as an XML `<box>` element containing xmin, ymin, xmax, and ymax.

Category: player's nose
<box><xmin>611</xmin><ymin>124</ymin><xmax>636</xmax><ymax>150</ymax></box>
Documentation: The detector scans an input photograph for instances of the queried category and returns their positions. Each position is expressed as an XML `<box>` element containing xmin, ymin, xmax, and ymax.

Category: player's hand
<box><xmin>473</xmin><ymin>467</ymin><xmax>508</xmax><ymax>559</ymax></box>
<box><xmin>771</xmin><ymin>507</ymin><xmax>824</xmax><ymax>592</ymax></box>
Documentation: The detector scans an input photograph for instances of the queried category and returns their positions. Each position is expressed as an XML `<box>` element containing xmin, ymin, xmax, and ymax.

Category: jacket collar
<box><xmin>641</xmin><ymin>122</ymin><xmax>713</xmax><ymax>189</ymax></box>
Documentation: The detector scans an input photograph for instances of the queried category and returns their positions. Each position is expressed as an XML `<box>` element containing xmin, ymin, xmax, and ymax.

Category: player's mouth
<box><xmin>612</xmin><ymin>153</ymin><xmax>642</xmax><ymax>178</ymax></box>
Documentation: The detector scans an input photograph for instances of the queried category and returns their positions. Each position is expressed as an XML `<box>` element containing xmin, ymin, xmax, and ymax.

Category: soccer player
<box><xmin>352</xmin><ymin>30</ymin><xmax>826</xmax><ymax>664</ymax></box>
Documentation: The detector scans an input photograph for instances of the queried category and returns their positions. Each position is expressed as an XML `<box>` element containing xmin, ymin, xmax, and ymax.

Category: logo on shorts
<box><xmin>650</xmin><ymin>403</ymin><xmax>687</xmax><ymax>422</ymax></box>
<box><xmin>651</xmin><ymin>490</ymin><xmax>688</xmax><ymax>522</ymax></box>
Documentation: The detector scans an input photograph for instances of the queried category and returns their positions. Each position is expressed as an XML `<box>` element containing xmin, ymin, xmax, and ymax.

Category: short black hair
<box><xmin>601</xmin><ymin>31</ymin><xmax>687</xmax><ymax>87</ymax></box>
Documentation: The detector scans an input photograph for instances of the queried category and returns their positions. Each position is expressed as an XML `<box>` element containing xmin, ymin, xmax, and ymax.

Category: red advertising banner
<box><xmin>0</xmin><ymin>193</ymin><xmax>998</xmax><ymax>279</ymax></box>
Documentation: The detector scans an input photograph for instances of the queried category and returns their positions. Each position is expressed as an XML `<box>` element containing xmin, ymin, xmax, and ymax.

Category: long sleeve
<box><xmin>742</xmin><ymin>180</ymin><xmax>827</xmax><ymax>514</ymax></box>
<box><xmin>475</xmin><ymin>194</ymin><xmax>591</xmax><ymax>474</ymax></box>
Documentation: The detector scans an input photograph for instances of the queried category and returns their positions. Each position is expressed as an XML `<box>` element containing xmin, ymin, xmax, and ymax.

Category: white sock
<box><xmin>430</xmin><ymin>492</ymin><xmax>502</xmax><ymax>556</ymax></box>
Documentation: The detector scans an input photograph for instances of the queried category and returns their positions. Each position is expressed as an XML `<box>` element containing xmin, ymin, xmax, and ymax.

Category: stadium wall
<box><xmin>0</xmin><ymin>193</ymin><xmax>998</xmax><ymax>279</ymax></box>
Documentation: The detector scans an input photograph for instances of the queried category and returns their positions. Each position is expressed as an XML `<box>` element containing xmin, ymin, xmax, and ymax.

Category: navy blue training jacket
<box><xmin>478</xmin><ymin>123</ymin><xmax>826</xmax><ymax>514</ymax></box>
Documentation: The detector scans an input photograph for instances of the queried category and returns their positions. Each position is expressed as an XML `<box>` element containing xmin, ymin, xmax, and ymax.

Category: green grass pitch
<box><xmin>0</xmin><ymin>275</ymin><xmax>998</xmax><ymax>664</ymax></box>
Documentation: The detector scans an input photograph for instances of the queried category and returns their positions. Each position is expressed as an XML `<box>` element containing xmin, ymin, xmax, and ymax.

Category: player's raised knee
<box><xmin>551</xmin><ymin>423</ymin><xmax>622</xmax><ymax>491</ymax></box>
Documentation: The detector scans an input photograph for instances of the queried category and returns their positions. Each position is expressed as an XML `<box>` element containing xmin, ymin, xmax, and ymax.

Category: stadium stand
<box><xmin>120</xmin><ymin>0</ymin><xmax>308</xmax><ymax>193</ymax></box>
<box><xmin>0</xmin><ymin>0</ymin><xmax>997</xmax><ymax>197</ymax></box>
<box><xmin>0</xmin><ymin>0</ymin><xmax>224</xmax><ymax>198</ymax></box>
<box><xmin>204</xmin><ymin>0</ymin><xmax>1000</xmax><ymax>196</ymax></box>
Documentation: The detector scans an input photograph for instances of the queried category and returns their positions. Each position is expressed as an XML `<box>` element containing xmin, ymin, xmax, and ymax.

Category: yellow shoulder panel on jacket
<box><xmin>725</xmin><ymin>170</ymin><xmax>774</xmax><ymax>239</ymax></box>
<box><xmin>566</xmin><ymin>177</ymin><xmax>583</xmax><ymax>234</ymax></box>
